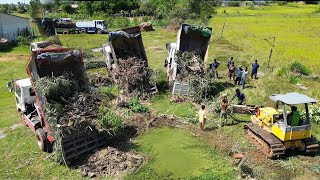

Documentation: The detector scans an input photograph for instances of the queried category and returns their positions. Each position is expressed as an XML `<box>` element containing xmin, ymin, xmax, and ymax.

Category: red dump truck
<box><xmin>11</xmin><ymin>48</ymin><xmax>107</xmax><ymax>162</ymax></box>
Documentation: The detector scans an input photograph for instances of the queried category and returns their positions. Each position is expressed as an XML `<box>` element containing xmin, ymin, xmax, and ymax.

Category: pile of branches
<box><xmin>35</xmin><ymin>75</ymin><xmax>80</xmax><ymax>103</ymax></box>
<box><xmin>112</xmin><ymin>56</ymin><xmax>155</xmax><ymax>99</ymax></box>
<box><xmin>88</xmin><ymin>73</ymin><xmax>112</xmax><ymax>87</ymax></box>
<box><xmin>174</xmin><ymin>51</ymin><xmax>215</xmax><ymax>103</ymax></box>
<box><xmin>58</xmin><ymin>91</ymin><xmax>103</xmax><ymax>135</ymax></box>
<box><xmin>175</xmin><ymin>51</ymin><xmax>205</xmax><ymax>82</ymax></box>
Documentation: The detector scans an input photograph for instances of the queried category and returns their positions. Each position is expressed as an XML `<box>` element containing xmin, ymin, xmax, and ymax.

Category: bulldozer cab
<box><xmin>269</xmin><ymin>92</ymin><xmax>317</xmax><ymax>141</ymax></box>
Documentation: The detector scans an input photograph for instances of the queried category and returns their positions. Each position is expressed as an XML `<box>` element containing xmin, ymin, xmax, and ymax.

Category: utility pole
<box><xmin>264</xmin><ymin>36</ymin><xmax>276</xmax><ymax>68</ymax></box>
<box><xmin>220</xmin><ymin>20</ymin><xmax>226</xmax><ymax>38</ymax></box>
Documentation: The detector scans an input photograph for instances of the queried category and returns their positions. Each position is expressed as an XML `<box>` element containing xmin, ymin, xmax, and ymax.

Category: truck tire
<box><xmin>97</xmin><ymin>29</ymin><xmax>102</xmax><ymax>34</ymax></box>
<box><xmin>81</xmin><ymin>30</ymin><xmax>86</xmax><ymax>34</ymax></box>
<box><xmin>35</xmin><ymin>128</ymin><xmax>47</xmax><ymax>152</ymax></box>
<box><xmin>63</xmin><ymin>31</ymin><xmax>68</xmax><ymax>34</ymax></box>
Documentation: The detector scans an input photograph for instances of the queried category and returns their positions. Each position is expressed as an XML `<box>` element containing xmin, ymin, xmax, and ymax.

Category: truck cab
<box><xmin>94</xmin><ymin>20</ymin><xmax>108</xmax><ymax>34</ymax></box>
<box><xmin>15</xmin><ymin>78</ymin><xmax>36</xmax><ymax>113</ymax></box>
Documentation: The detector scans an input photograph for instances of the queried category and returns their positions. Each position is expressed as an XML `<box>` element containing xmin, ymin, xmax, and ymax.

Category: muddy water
<box><xmin>129</xmin><ymin>127</ymin><xmax>236</xmax><ymax>179</ymax></box>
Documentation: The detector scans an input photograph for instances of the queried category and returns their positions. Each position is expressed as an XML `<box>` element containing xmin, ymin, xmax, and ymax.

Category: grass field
<box><xmin>1</xmin><ymin>3</ymin><xmax>320</xmax><ymax>179</ymax></box>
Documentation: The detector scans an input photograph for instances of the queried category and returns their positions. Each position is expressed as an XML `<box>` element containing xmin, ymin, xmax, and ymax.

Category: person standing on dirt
<box><xmin>198</xmin><ymin>104</ymin><xmax>207</xmax><ymax>130</ymax></box>
<box><xmin>220</xmin><ymin>94</ymin><xmax>229</xmax><ymax>127</ymax></box>
<box><xmin>241</xmin><ymin>67</ymin><xmax>248</xmax><ymax>89</ymax></box>
<box><xmin>231</xmin><ymin>88</ymin><xmax>246</xmax><ymax>105</ymax></box>
<box><xmin>211</xmin><ymin>59</ymin><xmax>220</xmax><ymax>78</ymax></box>
<box><xmin>234</xmin><ymin>65</ymin><xmax>243</xmax><ymax>85</ymax></box>
<box><xmin>228</xmin><ymin>62</ymin><xmax>236</xmax><ymax>81</ymax></box>
<box><xmin>251</xmin><ymin>60</ymin><xmax>260</xmax><ymax>79</ymax></box>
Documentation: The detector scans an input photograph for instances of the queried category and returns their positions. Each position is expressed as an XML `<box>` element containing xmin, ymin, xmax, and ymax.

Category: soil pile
<box><xmin>79</xmin><ymin>146</ymin><xmax>146</xmax><ymax>178</ymax></box>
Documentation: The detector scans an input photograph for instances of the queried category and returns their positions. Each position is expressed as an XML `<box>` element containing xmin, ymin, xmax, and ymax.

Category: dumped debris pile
<box><xmin>113</xmin><ymin>56</ymin><xmax>155</xmax><ymax>98</ymax></box>
<box><xmin>35</xmin><ymin>75</ymin><xmax>80</xmax><ymax>103</ymax></box>
<box><xmin>174</xmin><ymin>51</ymin><xmax>215</xmax><ymax>102</ymax></box>
<box><xmin>59</xmin><ymin>91</ymin><xmax>102</xmax><ymax>134</ymax></box>
<box><xmin>175</xmin><ymin>51</ymin><xmax>205</xmax><ymax>82</ymax></box>
<box><xmin>79</xmin><ymin>146</ymin><xmax>146</xmax><ymax>178</ymax></box>
<box><xmin>88</xmin><ymin>73</ymin><xmax>112</xmax><ymax>87</ymax></box>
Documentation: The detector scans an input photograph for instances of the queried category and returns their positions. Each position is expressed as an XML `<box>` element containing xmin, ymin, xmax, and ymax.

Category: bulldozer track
<box><xmin>244</xmin><ymin>123</ymin><xmax>285</xmax><ymax>158</ymax></box>
<box><xmin>304</xmin><ymin>136</ymin><xmax>319</xmax><ymax>154</ymax></box>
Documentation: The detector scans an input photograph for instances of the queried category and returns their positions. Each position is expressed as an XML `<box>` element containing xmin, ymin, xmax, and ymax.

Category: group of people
<box><xmin>198</xmin><ymin>88</ymin><xmax>246</xmax><ymax>130</ymax></box>
<box><xmin>208</xmin><ymin>57</ymin><xmax>260</xmax><ymax>89</ymax></box>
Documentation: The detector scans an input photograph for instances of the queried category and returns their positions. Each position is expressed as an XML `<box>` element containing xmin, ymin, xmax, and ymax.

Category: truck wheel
<box><xmin>81</xmin><ymin>30</ymin><xmax>86</xmax><ymax>34</ymax></box>
<box><xmin>97</xmin><ymin>29</ymin><xmax>102</xmax><ymax>34</ymax></box>
<box><xmin>63</xmin><ymin>31</ymin><xmax>68</xmax><ymax>34</ymax></box>
<box><xmin>35</xmin><ymin>128</ymin><xmax>47</xmax><ymax>152</ymax></box>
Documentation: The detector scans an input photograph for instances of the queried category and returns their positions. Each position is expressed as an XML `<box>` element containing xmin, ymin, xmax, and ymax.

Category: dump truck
<box><xmin>165</xmin><ymin>24</ymin><xmax>212</xmax><ymax>95</ymax></box>
<box><xmin>11</xmin><ymin>48</ymin><xmax>108</xmax><ymax>162</ymax></box>
<box><xmin>236</xmin><ymin>92</ymin><xmax>319</xmax><ymax>158</ymax></box>
<box><xmin>102</xmin><ymin>26</ymin><xmax>157</xmax><ymax>96</ymax></box>
<box><xmin>76</xmin><ymin>20</ymin><xmax>108</xmax><ymax>34</ymax></box>
<box><xmin>54</xmin><ymin>18</ymin><xmax>79</xmax><ymax>34</ymax></box>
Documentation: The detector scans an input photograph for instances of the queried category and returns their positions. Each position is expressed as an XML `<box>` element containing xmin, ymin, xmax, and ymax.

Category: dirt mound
<box><xmin>79</xmin><ymin>146</ymin><xmax>146</xmax><ymax>178</ymax></box>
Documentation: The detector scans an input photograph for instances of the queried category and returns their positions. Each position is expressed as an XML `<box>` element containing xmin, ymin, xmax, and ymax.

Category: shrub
<box><xmin>288</xmin><ymin>75</ymin><xmax>298</xmax><ymax>84</ymax></box>
<box><xmin>128</xmin><ymin>97</ymin><xmax>149</xmax><ymax>113</ymax></box>
<box><xmin>289</xmin><ymin>61</ymin><xmax>311</xmax><ymax>76</ymax></box>
<box><xmin>98</xmin><ymin>107</ymin><xmax>123</xmax><ymax>134</ymax></box>
<box><xmin>229</xmin><ymin>2</ymin><xmax>240</xmax><ymax>7</ymax></box>
<box><xmin>47</xmin><ymin>36</ymin><xmax>62</xmax><ymax>45</ymax></box>
<box><xmin>301</xmin><ymin>105</ymin><xmax>320</xmax><ymax>124</ymax></box>
<box><xmin>277</xmin><ymin>1</ymin><xmax>288</xmax><ymax>6</ymax></box>
<box><xmin>16</xmin><ymin>36</ymin><xmax>32</xmax><ymax>45</ymax></box>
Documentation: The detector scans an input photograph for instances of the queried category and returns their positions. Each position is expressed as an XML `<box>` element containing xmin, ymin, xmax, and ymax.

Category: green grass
<box><xmin>150</xmin><ymin>92</ymin><xmax>195</xmax><ymax>118</ymax></box>
<box><xmin>127</xmin><ymin>128</ymin><xmax>236</xmax><ymax>179</ymax></box>
<box><xmin>59</xmin><ymin>34</ymin><xmax>107</xmax><ymax>50</ymax></box>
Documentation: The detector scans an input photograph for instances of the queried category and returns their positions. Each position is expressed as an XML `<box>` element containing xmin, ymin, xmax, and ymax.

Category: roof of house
<box><xmin>269</xmin><ymin>92</ymin><xmax>317</xmax><ymax>105</ymax></box>
<box><xmin>0</xmin><ymin>13</ymin><xmax>29</xmax><ymax>20</ymax></box>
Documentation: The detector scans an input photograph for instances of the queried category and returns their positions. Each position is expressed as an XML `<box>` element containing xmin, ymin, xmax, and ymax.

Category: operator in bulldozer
<box><xmin>287</xmin><ymin>106</ymin><xmax>300</xmax><ymax>126</ymax></box>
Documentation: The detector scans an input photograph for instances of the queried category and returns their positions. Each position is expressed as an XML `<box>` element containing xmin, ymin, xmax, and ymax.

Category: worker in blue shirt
<box><xmin>234</xmin><ymin>65</ymin><xmax>243</xmax><ymax>85</ymax></box>
<box><xmin>211</xmin><ymin>59</ymin><xmax>220</xmax><ymax>78</ymax></box>
<box><xmin>230</xmin><ymin>88</ymin><xmax>246</xmax><ymax>105</ymax></box>
<box><xmin>251</xmin><ymin>60</ymin><xmax>260</xmax><ymax>79</ymax></box>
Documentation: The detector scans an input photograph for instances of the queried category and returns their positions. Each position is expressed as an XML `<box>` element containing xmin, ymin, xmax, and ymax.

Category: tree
<box><xmin>29</xmin><ymin>0</ymin><xmax>42</xmax><ymax>18</ymax></box>
<box><xmin>61</xmin><ymin>4</ymin><xmax>75</xmax><ymax>14</ymax></box>
<box><xmin>17</xmin><ymin>2</ymin><xmax>27</xmax><ymax>13</ymax></box>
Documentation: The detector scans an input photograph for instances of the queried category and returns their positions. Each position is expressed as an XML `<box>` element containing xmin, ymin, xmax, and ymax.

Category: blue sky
<box><xmin>0</xmin><ymin>0</ymin><xmax>31</xmax><ymax>4</ymax></box>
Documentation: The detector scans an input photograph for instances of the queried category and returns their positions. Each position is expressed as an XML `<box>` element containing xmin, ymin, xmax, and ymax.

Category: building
<box><xmin>0</xmin><ymin>13</ymin><xmax>31</xmax><ymax>42</ymax></box>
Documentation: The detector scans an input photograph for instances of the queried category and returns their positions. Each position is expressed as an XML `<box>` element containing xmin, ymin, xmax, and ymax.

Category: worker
<box><xmin>198</xmin><ymin>104</ymin><xmax>207</xmax><ymax>130</ymax></box>
<box><xmin>231</xmin><ymin>88</ymin><xmax>246</xmax><ymax>105</ymax></box>
<box><xmin>287</xmin><ymin>106</ymin><xmax>300</xmax><ymax>126</ymax></box>
<box><xmin>228</xmin><ymin>62</ymin><xmax>236</xmax><ymax>81</ymax></box>
<box><xmin>241</xmin><ymin>67</ymin><xmax>248</xmax><ymax>89</ymax></box>
<box><xmin>229</xmin><ymin>144</ymin><xmax>248</xmax><ymax>178</ymax></box>
<box><xmin>220</xmin><ymin>94</ymin><xmax>229</xmax><ymax>127</ymax></box>
<box><xmin>251</xmin><ymin>60</ymin><xmax>260</xmax><ymax>79</ymax></box>
<box><xmin>234</xmin><ymin>65</ymin><xmax>243</xmax><ymax>85</ymax></box>
<box><xmin>227</xmin><ymin>57</ymin><xmax>233</xmax><ymax>68</ymax></box>
<box><xmin>211</xmin><ymin>59</ymin><xmax>220</xmax><ymax>78</ymax></box>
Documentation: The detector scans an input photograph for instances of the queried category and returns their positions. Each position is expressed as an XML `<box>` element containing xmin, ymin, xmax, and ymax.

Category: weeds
<box><xmin>100</xmin><ymin>86</ymin><xmax>119</xmax><ymax>99</ymax></box>
<box><xmin>128</xmin><ymin>98</ymin><xmax>149</xmax><ymax>113</ymax></box>
<box><xmin>289</xmin><ymin>61</ymin><xmax>311</xmax><ymax>76</ymax></box>
<box><xmin>97</xmin><ymin>107</ymin><xmax>123</xmax><ymax>134</ymax></box>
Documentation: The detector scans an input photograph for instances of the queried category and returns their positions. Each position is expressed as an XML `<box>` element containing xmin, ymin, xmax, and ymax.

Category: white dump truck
<box><xmin>165</xmin><ymin>24</ymin><xmax>212</xmax><ymax>95</ymax></box>
<box><xmin>76</xmin><ymin>20</ymin><xmax>108</xmax><ymax>34</ymax></box>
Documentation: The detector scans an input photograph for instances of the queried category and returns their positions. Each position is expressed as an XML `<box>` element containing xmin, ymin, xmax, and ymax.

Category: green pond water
<box><xmin>127</xmin><ymin>128</ymin><xmax>236</xmax><ymax>179</ymax></box>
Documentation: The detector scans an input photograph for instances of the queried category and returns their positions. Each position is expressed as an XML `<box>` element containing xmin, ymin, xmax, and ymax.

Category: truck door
<box><xmin>15</xmin><ymin>84</ymin><xmax>23</xmax><ymax>111</ymax></box>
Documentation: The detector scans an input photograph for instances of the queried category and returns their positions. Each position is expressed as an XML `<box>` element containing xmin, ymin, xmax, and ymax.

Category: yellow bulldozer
<box><xmin>239</xmin><ymin>92</ymin><xmax>319</xmax><ymax>158</ymax></box>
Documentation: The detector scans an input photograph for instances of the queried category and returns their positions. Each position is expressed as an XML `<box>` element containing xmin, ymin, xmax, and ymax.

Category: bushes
<box><xmin>128</xmin><ymin>98</ymin><xmax>149</xmax><ymax>113</ymax></box>
<box><xmin>301</xmin><ymin>105</ymin><xmax>320</xmax><ymax>124</ymax></box>
<box><xmin>277</xmin><ymin>1</ymin><xmax>288</xmax><ymax>6</ymax></box>
<box><xmin>289</xmin><ymin>61</ymin><xmax>311</xmax><ymax>76</ymax></box>
<box><xmin>229</xmin><ymin>2</ymin><xmax>240</xmax><ymax>7</ymax></box>
<box><xmin>98</xmin><ymin>107</ymin><xmax>123</xmax><ymax>134</ymax></box>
